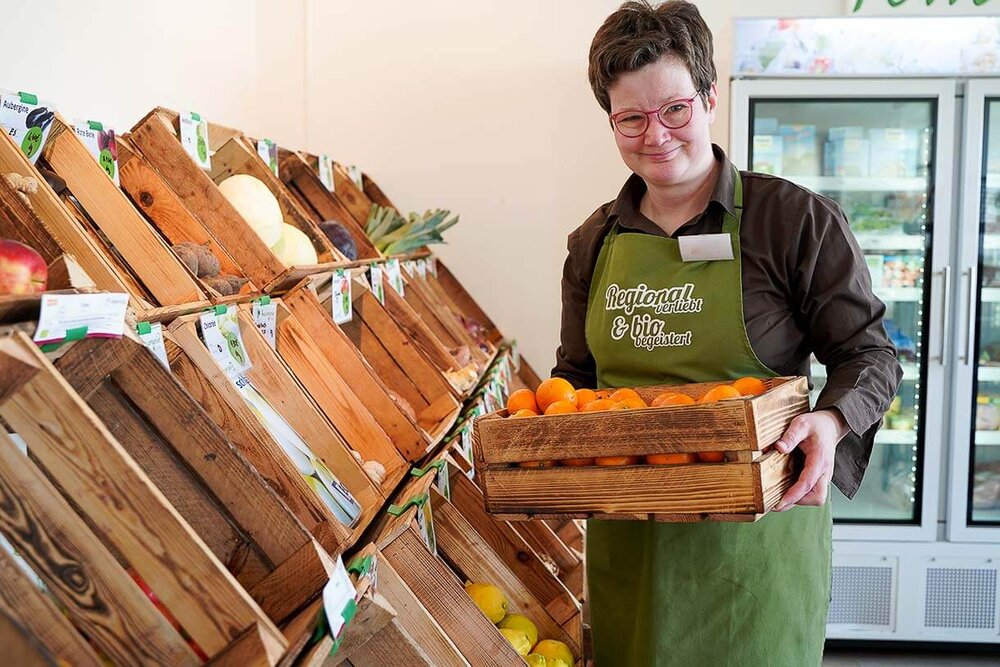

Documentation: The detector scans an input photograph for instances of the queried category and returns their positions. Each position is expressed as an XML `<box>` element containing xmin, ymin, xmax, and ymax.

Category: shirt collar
<box><xmin>606</xmin><ymin>143</ymin><xmax>737</xmax><ymax>231</ymax></box>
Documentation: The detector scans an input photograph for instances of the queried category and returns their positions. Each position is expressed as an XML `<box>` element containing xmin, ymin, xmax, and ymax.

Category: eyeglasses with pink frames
<box><xmin>609</xmin><ymin>94</ymin><xmax>700</xmax><ymax>138</ymax></box>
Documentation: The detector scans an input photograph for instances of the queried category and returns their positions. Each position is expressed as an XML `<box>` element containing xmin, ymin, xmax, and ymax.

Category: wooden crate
<box><xmin>127</xmin><ymin>108</ymin><xmax>348</xmax><ymax>294</ymax></box>
<box><xmin>262</xmin><ymin>299</ymin><xmax>410</xmax><ymax>494</ymax></box>
<box><xmin>300</xmin><ymin>153</ymin><xmax>373</xmax><ymax>229</ymax></box>
<box><xmin>166</xmin><ymin>307</ymin><xmax>382</xmax><ymax>553</ymax></box>
<box><xmin>474</xmin><ymin>377</ymin><xmax>809</xmax><ymax>522</ymax></box>
<box><xmin>432</xmin><ymin>258</ymin><xmax>504</xmax><ymax>347</ymax></box>
<box><xmin>321</xmin><ymin>272</ymin><xmax>467</xmax><ymax>431</ymax></box>
<box><xmin>115</xmin><ymin>134</ymin><xmax>259</xmax><ymax>300</ymax></box>
<box><xmin>366</xmin><ymin>462</ymin><xmax>527</xmax><ymax>667</ymax></box>
<box><xmin>282</xmin><ymin>277</ymin><xmax>459</xmax><ymax>461</ymax></box>
<box><xmin>433</xmin><ymin>467</ymin><xmax>583</xmax><ymax>656</ymax></box>
<box><xmin>276</xmin><ymin>147</ymin><xmax>382</xmax><ymax>261</ymax></box>
<box><xmin>39</xmin><ymin>115</ymin><xmax>207</xmax><ymax>306</ymax></box>
<box><xmin>0</xmin><ymin>330</ymin><xmax>290</xmax><ymax>664</ymax></box>
<box><xmin>0</xmin><ymin>128</ymin><xmax>149</xmax><ymax>310</ymax></box>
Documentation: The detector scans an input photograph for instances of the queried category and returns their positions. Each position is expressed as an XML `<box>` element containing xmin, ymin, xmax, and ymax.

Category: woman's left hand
<box><xmin>771</xmin><ymin>409</ymin><xmax>850</xmax><ymax>511</ymax></box>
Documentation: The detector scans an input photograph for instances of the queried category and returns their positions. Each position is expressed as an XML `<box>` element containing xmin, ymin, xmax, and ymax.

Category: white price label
<box><xmin>416</xmin><ymin>259</ymin><xmax>428</xmax><ymax>280</ymax></box>
<box><xmin>34</xmin><ymin>293</ymin><xmax>129</xmax><ymax>345</ymax></box>
<box><xmin>252</xmin><ymin>299</ymin><xmax>277</xmax><ymax>348</ymax></box>
<box><xmin>0</xmin><ymin>91</ymin><xmax>55</xmax><ymax>164</ymax></box>
<box><xmin>415</xmin><ymin>499</ymin><xmax>436</xmax><ymax>554</ymax></box>
<box><xmin>256</xmin><ymin>138</ymin><xmax>279</xmax><ymax>177</ymax></box>
<box><xmin>510</xmin><ymin>340</ymin><xmax>521</xmax><ymax>372</ymax></box>
<box><xmin>136</xmin><ymin>321</ymin><xmax>170</xmax><ymax>369</ymax></box>
<box><xmin>369</xmin><ymin>264</ymin><xmax>386</xmax><ymax>305</ymax></box>
<box><xmin>7</xmin><ymin>433</ymin><xmax>28</xmax><ymax>457</ymax></box>
<box><xmin>73</xmin><ymin>120</ymin><xmax>119</xmax><ymax>184</ymax></box>
<box><xmin>384</xmin><ymin>259</ymin><xmax>404</xmax><ymax>297</ymax></box>
<box><xmin>199</xmin><ymin>307</ymin><xmax>253</xmax><ymax>378</ymax></box>
<box><xmin>347</xmin><ymin>164</ymin><xmax>363</xmax><ymax>189</ymax></box>
<box><xmin>179</xmin><ymin>111</ymin><xmax>211</xmax><ymax>170</ymax></box>
<box><xmin>322</xmin><ymin>555</ymin><xmax>357</xmax><ymax>638</ymax></box>
<box><xmin>402</xmin><ymin>261</ymin><xmax>417</xmax><ymax>277</ymax></box>
<box><xmin>319</xmin><ymin>153</ymin><xmax>335</xmax><ymax>192</ymax></box>
<box><xmin>435</xmin><ymin>461</ymin><xmax>451</xmax><ymax>501</ymax></box>
<box><xmin>427</xmin><ymin>257</ymin><xmax>438</xmax><ymax>278</ymax></box>
<box><xmin>331</xmin><ymin>269</ymin><xmax>353</xmax><ymax>325</ymax></box>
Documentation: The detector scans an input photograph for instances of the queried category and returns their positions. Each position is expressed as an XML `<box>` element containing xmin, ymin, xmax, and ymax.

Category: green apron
<box><xmin>583</xmin><ymin>168</ymin><xmax>832</xmax><ymax>666</ymax></box>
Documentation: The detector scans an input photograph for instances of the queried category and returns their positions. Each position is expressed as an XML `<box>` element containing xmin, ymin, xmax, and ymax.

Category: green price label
<box><xmin>21</xmin><ymin>127</ymin><xmax>42</xmax><ymax>158</ymax></box>
<box><xmin>196</xmin><ymin>125</ymin><xmax>208</xmax><ymax>162</ymax></box>
<box><xmin>98</xmin><ymin>149</ymin><xmax>116</xmax><ymax>179</ymax></box>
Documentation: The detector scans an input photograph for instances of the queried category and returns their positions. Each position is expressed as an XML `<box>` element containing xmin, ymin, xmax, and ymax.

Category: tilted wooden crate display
<box><xmin>474</xmin><ymin>377</ymin><xmax>809</xmax><ymax>522</ymax></box>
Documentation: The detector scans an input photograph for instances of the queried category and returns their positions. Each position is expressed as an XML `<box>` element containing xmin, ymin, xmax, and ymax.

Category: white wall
<box><xmin>303</xmin><ymin>0</ymin><xmax>845</xmax><ymax>376</ymax></box>
<box><xmin>0</xmin><ymin>0</ymin><xmax>305</xmax><ymax>147</ymax></box>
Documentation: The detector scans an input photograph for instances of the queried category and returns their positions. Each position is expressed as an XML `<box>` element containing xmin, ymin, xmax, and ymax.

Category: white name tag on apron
<box><xmin>678</xmin><ymin>233</ymin><xmax>734</xmax><ymax>262</ymax></box>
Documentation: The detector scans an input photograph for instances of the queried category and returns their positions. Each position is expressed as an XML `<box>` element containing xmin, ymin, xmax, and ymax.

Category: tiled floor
<box><xmin>824</xmin><ymin>649</ymin><xmax>1000</xmax><ymax>665</ymax></box>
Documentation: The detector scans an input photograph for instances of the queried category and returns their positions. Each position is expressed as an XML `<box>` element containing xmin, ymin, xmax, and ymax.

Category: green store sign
<box><xmin>853</xmin><ymin>0</ymin><xmax>997</xmax><ymax>11</ymax></box>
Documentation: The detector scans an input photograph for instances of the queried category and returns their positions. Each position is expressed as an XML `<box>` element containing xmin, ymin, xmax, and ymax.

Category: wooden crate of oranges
<box><xmin>472</xmin><ymin>376</ymin><xmax>810</xmax><ymax>522</ymax></box>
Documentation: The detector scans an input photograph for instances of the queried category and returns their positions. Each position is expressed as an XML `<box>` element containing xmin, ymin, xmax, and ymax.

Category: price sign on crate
<box><xmin>252</xmin><ymin>297</ymin><xmax>277</xmax><ymax>348</ymax></box>
<box><xmin>347</xmin><ymin>164</ymin><xmax>363</xmax><ymax>189</ymax></box>
<box><xmin>416</xmin><ymin>259</ymin><xmax>428</xmax><ymax>280</ymax></box>
<box><xmin>369</xmin><ymin>264</ymin><xmax>386</xmax><ymax>305</ymax></box>
<box><xmin>179</xmin><ymin>111</ymin><xmax>211</xmax><ymax>170</ymax></box>
<box><xmin>384</xmin><ymin>258</ymin><xmax>405</xmax><ymax>297</ymax></box>
<box><xmin>256</xmin><ymin>138</ymin><xmax>279</xmax><ymax>177</ymax></box>
<box><xmin>0</xmin><ymin>91</ymin><xmax>55</xmax><ymax>163</ymax></box>
<box><xmin>435</xmin><ymin>460</ymin><xmax>452</xmax><ymax>501</ymax></box>
<box><xmin>415</xmin><ymin>497</ymin><xmax>436</xmax><ymax>555</ymax></box>
<box><xmin>331</xmin><ymin>269</ymin><xmax>353</xmax><ymax>324</ymax></box>
<box><xmin>33</xmin><ymin>293</ymin><xmax>129</xmax><ymax>346</ymax></box>
<box><xmin>322</xmin><ymin>555</ymin><xmax>357</xmax><ymax>639</ymax></box>
<box><xmin>73</xmin><ymin>120</ymin><xmax>119</xmax><ymax>184</ymax></box>
<box><xmin>136</xmin><ymin>321</ymin><xmax>170</xmax><ymax>369</ymax></box>
<box><xmin>319</xmin><ymin>153</ymin><xmax>335</xmax><ymax>192</ymax></box>
<box><xmin>199</xmin><ymin>306</ymin><xmax>253</xmax><ymax>378</ymax></box>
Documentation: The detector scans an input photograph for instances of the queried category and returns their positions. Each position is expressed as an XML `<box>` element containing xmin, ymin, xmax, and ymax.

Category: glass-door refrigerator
<box><xmin>733</xmin><ymin>79</ymin><xmax>1000</xmax><ymax>644</ymax></box>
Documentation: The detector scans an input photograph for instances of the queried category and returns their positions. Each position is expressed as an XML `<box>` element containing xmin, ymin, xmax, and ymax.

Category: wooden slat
<box><xmin>381</xmin><ymin>527</ymin><xmax>524</xmax><ymax>667</ymax></box>
<box><xmin>208</xmin><ymin>138</ymin><xmax>339</xmax><ymax>263</ymax></box>
<box><xmin>339</xmin><ymin>308</ymin><xmax>428</xmax><ymax>411</ymax></box>
<box><xmin>117</xmin><ymin>139</ymin><xmax>253</xmax><ymax>290</ymax></box>
<box><xmin>0</xmin><ymin>430</ymin><xmax>197</xmax><ymax>665</ymax></box>
<box><xmin>247</xmin><ymin>540</ymin><xmax>337</xmax><ymax>624</ymax></box>
<box><xmin>283</xmin><ymin>286</ymin><xmax>429</xmax><ymax>461</ymax></box>
<box><xmin>0</xmin><ymin>606</ymin><xmax>61</xmax><ymax>667</ymax></box>
<box><xmin>433</xmin><ymin>260</ymin><xmax>503</xmax><ymax>343</ymax></box>
<box><xmin>0</xmin><ymin>130</ymin><xmax>136</xmax><ymax>298</ymax></box>
<box><xmin>327</xmin><ymin>592</ymin><xmax>397</xmax><ymax>665</ymax></box>
<box><xmin>430</xmin><ymin>489</ymin><xmax>580</xmax><ymax>655</ymax></box>
<box><xmin>330</xmin><ymin>162</ymin><xmax>373</xmax><ymax>226</ymax></box>
<box><xmin>482</xmin><ymin>461</ymin><xmax>766</xmax><ymax>517</ymax></box>
<box><xmin>448</xmin><ymin>472</ymin><xmax>580</xmax><ymax>625</ymax></box>
<box><xmin>128</xmin><ymin>109</ymin><xmax>286</xmax><ymax>286</ymax></box>
<box><xmin>360</xmin><ymin>172</ymin><xmax>397</xmax><ymax>210</ymax></box>
<box><xmin>0</xmin><ymin>540</ymin><xmax>103</xmax><ymax>666</ymax></box>
<box><xmin>86</xmin><ymin>381</ymin><xmax>272</xmax><ymax>588</ymax></box>
<box><xmin>381</xmin><ymin>283</ymin><xmax>460</xmax><ymax>372</ymax></box>
<box><xmin>43</xmin><ymin>116</ymin><xmax>204</xmax><ymax>305</ymax></box>
<box><xmin>0</xmin><ymin>332</ymin><xmax>285</xmax><ymax>657</ymax></box>
<box><xmin>363</xmin><ymin>556</ymin><xmax>469</xmax><ymax>667</ymax></box>
<box><xmin>208</xmin><ymin>621</ymin><xmax>286</xmax><ymax>667</ymax></box>
<box><xmin>272</xmin><ymin>302</ymin><xmax>403</xmax><ymax>498</ymax></box>
<box><xmin>0</xmin><ymin>169</ymin><xmax>64</xmax><ymax>262</ymax></box>
<box><xmin>164</xmin><ymin>327</ymin><xmax>347</xmax><ymax>551</ymax></box>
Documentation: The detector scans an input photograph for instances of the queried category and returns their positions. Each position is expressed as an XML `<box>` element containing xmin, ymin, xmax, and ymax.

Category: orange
<box><xmin>595</xmin><ymin>455</ymin><xmax>640</xmax><ymax>466</ymax></box>
<box><xmin>510</xmin><ymin>409</ymin><xmax>537</xmax><ymax>418</ymax></box>
<box><xmin>580</xmin><ymin>398</ymin><xmax>617</xmax><ymax>412</ymax></box>
<box><xmin>699</xmin><ymin>385</ymin><xmax>743</xmax><ymax>403</ymax></box>
<box><xmin>544</xmin><ymin>400</ymin><xmax>578</xmax><ymax>415</ymax></box>
<box><xmin>650</xmin><ymin>392</ymin><xmax>678</xmax><ymax>407</ymax></box>
<box><xmin>655</xmin><ymin>393</ymin><xmax>696</xmax><ymax>407</ymax></box>
<box><xmin>732</xmin><ymin>377</ymin><xmax>767</xmax><ymax>397</ymax></box>
<box><xmin>611</xmin><ymin>397</ymin><xmax>648</xmax><ymax>410</ymax></box>
<box><xmin>575</xmin><ymin>388</ymin><xmax>598</xmax><ymax>408</ymax></box>
<box><xmin>535</xmin><ymin>378</ymin><xmax>577</xmax><ymax>413</ymax></box>
<box><xmin>608</xmin><ymin>388</ymin><xmax>642</xmax><ymax>404</ymax></box>
<box><xmin>507</xmin><ymin>388</ymin><xmax>538</xmax><ymax>414</ymax></box>
<box><xmin>519</xmin><ymin>460</ymin><xmax>557</xmax><ymax>468</ymax></box>
<box><xmin>561</xmin><ymin>457</ymin><xmax>595</xmax><ymax>466</ymax></box>
<box><xmin>595</xmin><ymin>388</ymin><xmax>615</xmax><ymax>399</ymax></box>
<box><xmin>697</xmin><ymin>451</ymin><xmax>726</xmax><ymax>463</ymax></box>
<box><xmin>645</xmin><ymin>453</ymin><xmax>697</xmax><ymax>465</ymax></box>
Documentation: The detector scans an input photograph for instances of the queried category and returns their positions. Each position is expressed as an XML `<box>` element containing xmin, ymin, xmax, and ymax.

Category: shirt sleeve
<box><xmin>551</xmin><ymin>228</ymin><xmax>598</xmax><ymax>389</ymax></box>
<box><xmin>792</xmin><ymin>198</ymin><xmax>904</xmax><ymax>497</ymax></box>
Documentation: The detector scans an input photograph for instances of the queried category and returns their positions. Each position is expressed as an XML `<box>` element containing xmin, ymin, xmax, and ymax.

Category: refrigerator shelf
<box><xmin>793</xmin><ymin>176</ymin><xmax>928</xmax><ymax>193</ymax></box>
<box><xmin>875</xmin><ymin>287</ymin><xmax>922</xmax><ymax>302</ymax></box>
<box><xmin>974</xmin><ymin>430</ymin><xmax>1000</xmax><ymax>445</ymax></box>
<box><xmin>855</xmin><ymin>234</ymin><xmax>925</xmax><ymax>251</ymax></box>
<box><xmin>812</xmin><ymin>362</ymin><xmax>919</xmax><ymax>381</ymax></box>
<box><xmin>981</xmin><ymin>288</ymin><xmax>1000</xmax><ymax>302</ymax></box>
<box><xmin>976</xmin><ymin>366</ymin><xmax>1000</xmax><ymax>382</ymax></box>
<box><xmin>876</xmin><ymin>429</ymin><xmax>918</xmax><ymax>446</ymax></box>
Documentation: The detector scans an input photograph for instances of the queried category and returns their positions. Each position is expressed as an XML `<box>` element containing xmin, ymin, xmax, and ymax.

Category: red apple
<box><xmin>0</xmin><ymin>240</ymin><xmax>47</xmax><ymax>295</ymax></box>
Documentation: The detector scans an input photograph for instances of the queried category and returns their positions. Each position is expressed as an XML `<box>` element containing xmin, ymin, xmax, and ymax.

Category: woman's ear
<box><xmin>705</xmin><ymin>82</ymin><xmax>719</xmax><ymax>122</ymax></box>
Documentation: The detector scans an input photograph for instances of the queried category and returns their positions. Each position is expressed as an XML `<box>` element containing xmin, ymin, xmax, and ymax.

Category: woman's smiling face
<box><xmin>607</xmin><ymin>56</ymin><xmax>717</xmax><ymax>189</ymax></box>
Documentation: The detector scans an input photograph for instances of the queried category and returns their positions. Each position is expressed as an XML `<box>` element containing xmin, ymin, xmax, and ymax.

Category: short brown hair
<box><xmin>588</xmin><ymin>0</ymin><xmax>717</xmax><ymax>113</ymax></box>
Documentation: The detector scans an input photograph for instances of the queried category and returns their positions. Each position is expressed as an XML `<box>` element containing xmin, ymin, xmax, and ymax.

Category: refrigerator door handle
<box><xmin>938</xmin><ymin>265</ymin><xmax>951</xmax><ymax>366</ymax></box>
<box><xmin>961</xmin><ymin>267</ymin><xmax>976</xmax><ymax>365</ymax></box>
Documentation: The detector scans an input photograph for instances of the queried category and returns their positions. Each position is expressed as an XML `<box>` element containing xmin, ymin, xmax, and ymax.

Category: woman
<box><xmin>552</xmin><ymin>2</ymin><xmax>902</xmax><ymax>665</ymax></box>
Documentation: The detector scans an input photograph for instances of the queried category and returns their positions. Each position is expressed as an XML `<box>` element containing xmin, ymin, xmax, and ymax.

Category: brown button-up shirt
<box><xmin>552</xmin><ymin>145</ymin><xmax>903</xmax><ymax>498</ymax></box>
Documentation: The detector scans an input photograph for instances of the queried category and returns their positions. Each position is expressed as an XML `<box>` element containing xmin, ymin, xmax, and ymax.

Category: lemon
<box><xmin>499</xmin><ymin>628</ymin><xmax>532</xmax><ymax>656</ymax></box>
<box><xmin>526</xmin><ymin>654</ymin><xmax>548</xmax><ymax>667</ymax></box>
<box><xmin>533</xmin><ymin>639</ymin><xmax>574</xmax><ymax>665</ymax></box>
<box><xmin>551</xmin><ymin>660</ymin><xmax>570</xmax><ymax>667</ymax></box>
<box><xmin>464</xmin><ymin>582</ymin><xmax>508</xmax><ymax>623</ymax></box>
<box><xmin>498</xmin><ymin>614</ymin><xmax>539</xmax><ymax>648</ymax></box>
